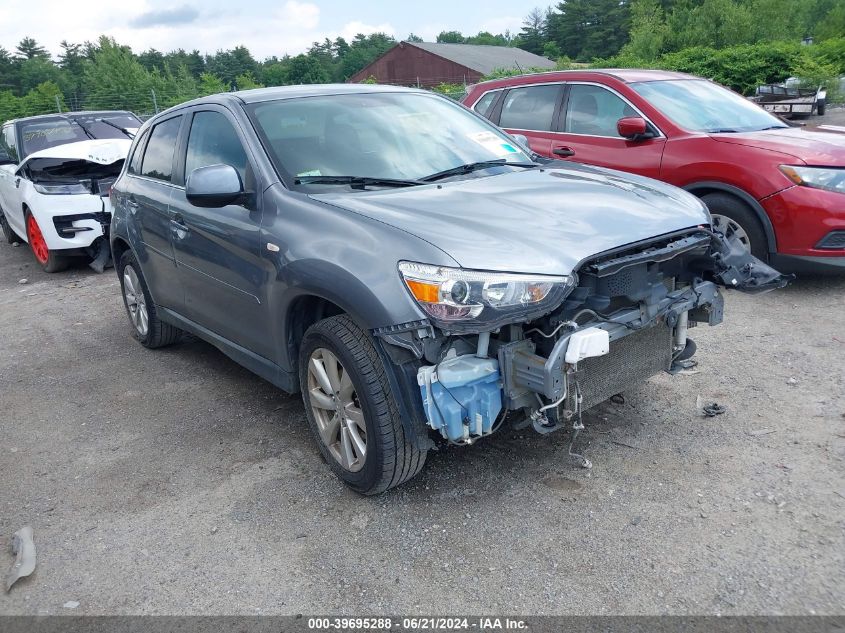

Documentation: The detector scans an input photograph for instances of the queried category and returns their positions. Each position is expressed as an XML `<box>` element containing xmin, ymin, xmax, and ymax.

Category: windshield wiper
<box><xmin>420</xmin><ymin>159</ymin><xmax>538</xmax><ymax>183</ymax></box>
<box><xmin>707</xmin><ymin>128</ymin><xmax>740</xmax><ymax>134</ymax></box>
<box><xmin>294</xmin><ymin>175</ymin><xmax>423</xmax><ymax>189</ymax></box>
<box><xmin>97</xmin><ymin>118</ymin><xmax>135</xmax><ymax>138</ymax></box>
<box><xmin>757</xmin><ymin>125</ymin><xmax>789</xmax><ymax>131</ymax></box>
<box><xmin>71</xmin><ymin>119</ymin><xmax>96</xmax><ymax>140</ymax></box>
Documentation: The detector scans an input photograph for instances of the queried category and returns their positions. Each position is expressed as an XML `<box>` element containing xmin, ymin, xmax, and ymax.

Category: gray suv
<box><xmin>110</xmin><ymin>85</ymin><xmax>788</xmax><ymax>494</ymax></box>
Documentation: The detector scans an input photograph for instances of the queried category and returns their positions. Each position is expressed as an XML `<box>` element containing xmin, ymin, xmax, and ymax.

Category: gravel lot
<box><xmin>1</xmin><ymin>144</ymin><xmax>844</xmax><ymax>615</ymax></box>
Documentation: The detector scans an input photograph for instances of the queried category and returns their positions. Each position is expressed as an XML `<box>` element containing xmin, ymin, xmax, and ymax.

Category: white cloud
<box><xmin>278</xmin><ymin>1</ymin><xmax>320</xmax><ymax>30</ymax></box>
<box><xmin>339</xmin><ymin>20</ymin><xmax>395</xmax><ymax>41</ymax></box>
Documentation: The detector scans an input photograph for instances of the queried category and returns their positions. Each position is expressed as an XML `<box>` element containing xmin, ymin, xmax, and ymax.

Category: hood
<box><xmin>21</xmin><ymin>139</ymin><xmax>131</xmax><ymax>168</ymax></box>
<box><xmin>312</xmin><ymin>164</ymin><xmax>709</xmax><ymax>275</ymax></box>
<box><xmin>710</xmin><ymin>127</ymin><xmax>845</xmax><ymax>165</ymax></box>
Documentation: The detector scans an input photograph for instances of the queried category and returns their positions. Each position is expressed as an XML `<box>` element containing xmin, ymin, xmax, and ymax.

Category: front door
<box><xmin>169</xmin><ymin>108</ymin><xmax>270</xmax><ymax>358</ymax></box>
<box><xmin>550</xmin><ymin>83</ymin><xmax>666</xmax><ymax>179</ymax></box>
<box><xmin>0</xmin><ymin>124</ymin><xmax>24</xmax><ymax>237</ymax></box>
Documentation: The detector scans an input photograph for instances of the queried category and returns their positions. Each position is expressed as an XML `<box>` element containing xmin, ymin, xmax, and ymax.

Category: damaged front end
<box><xmin>377</xmin><ymin>229</ymin><xmax>791</xmax><ymax>462</ymax></box>
<box><xmin>20</xmin><ymin>140</ymin><xmax>129</xmax><ymax>272</ymax></box>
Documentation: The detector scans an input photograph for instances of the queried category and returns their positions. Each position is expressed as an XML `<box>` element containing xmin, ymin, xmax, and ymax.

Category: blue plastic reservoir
<box><xmin>417</xmin><ymin>355</ymin><xmax>503</xmax><ymax>443</ymax></box>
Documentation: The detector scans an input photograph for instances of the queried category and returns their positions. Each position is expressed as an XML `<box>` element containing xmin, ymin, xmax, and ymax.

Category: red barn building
<box><xmin>347</xmin><ymin>41</ymin><xmax>556</xmax><ymax>87</ymax></box>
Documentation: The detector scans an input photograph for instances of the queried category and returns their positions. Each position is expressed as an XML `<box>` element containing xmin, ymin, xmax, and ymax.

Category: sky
<box><xmin>0</xmin><ymin>0</ymin><xmax>537</xmax><ymax>60</ymax></box>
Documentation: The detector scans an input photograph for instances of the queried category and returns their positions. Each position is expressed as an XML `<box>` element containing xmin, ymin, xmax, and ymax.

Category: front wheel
<box><xmin>299</xmin><ymin>315</ymin><xmax>427</xmax><ymax>495</ymax></box>
<box><xmin>701</xmin><ymin>193</ymin><xmax>768</xmax><ymax>261</ymax></box>
<box><xmin>25</xmin><ymin>212</ymin><xmax>69</xmax><ymax>272</ymax></box>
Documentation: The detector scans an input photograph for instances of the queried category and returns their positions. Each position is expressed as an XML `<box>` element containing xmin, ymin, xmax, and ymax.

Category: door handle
<box><xmin>553</xmin><ymin>147</ymin><xmax>575</xmax><ymax>157</ymax></box>
<box><xmin>170</xmin><ymin>214</ymin><xmax>190</xmax><ymax>239</ymax></box>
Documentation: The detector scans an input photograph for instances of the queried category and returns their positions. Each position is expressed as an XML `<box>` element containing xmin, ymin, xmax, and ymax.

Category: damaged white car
<box><xmin>0</xmin><ymin>112</ymin><xmax>139</xmax><ymax>272</ymax></box>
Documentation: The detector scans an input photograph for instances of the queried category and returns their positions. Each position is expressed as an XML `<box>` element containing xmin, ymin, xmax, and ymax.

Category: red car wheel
<box><xmin>25</xmin><ymin>212</ymin><xmax>69</xmax><ymax>273</ymax></box>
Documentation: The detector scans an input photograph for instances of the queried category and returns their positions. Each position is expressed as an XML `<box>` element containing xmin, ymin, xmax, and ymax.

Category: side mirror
<box><xmin>617</xmin><ymin>116</ymin><xmax>653</xmax><ymax>141</ymax></box>
<box><xmin>185</xmin><ymin>164</ymin><xmax>244</xmax><ymax>208</ymax></box>
<box><xmin>0</xmin><ymin>151</ymin><xmax>15</xmax><ymax>166</ymax></box>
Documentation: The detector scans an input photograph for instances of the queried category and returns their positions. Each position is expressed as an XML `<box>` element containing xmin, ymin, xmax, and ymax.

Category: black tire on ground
<box><xmin>24</xmin><ymin>211</ymin><xmax>69</xmax><ymax>273</ymax></box>
<box><xmin>701</xmin><ymin>192</ymin><xmax>769</xmax><ymax>261</ymax></box>
<box><xmin>299</xmin><ymin>314</ymin><xmax>428</xmax><ymax>495</ymax></box>
<box><xmin>117</xmin><ymin>249</ymin><xmax>183</xmax><ymax>348</ymax></box>
<box><xmin>817</xmin><ymin>99</ymin><xmax>826</xmax><ymax>116</ymax></box>
<box><xmin>0</xmin><ymin>209</ymin><xmax>19</xmax><ymax>244</ymax></box>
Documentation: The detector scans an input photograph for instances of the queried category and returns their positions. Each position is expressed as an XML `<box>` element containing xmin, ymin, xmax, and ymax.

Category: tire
<box><xmin>25</xmin><ymin>211</ymin><xmax>69</xmax><ymax>273</ymax></box>
<box><xmin>817</xmin><ymin>99</ymin><xmax>826</xmax><ymax>116</ymax></box>
<box><xmin>117</xmin><ymin>249</ymin><xmax>182</xmax><ymax>348</ymax></box>
<box><xmin>299</xmin><ymin>314</ymin><xmax>427</xmax><ymax>495</ymax></box>
<box><xmin>701</xmin><ymin>192</ymin><xmax>768</xmax><ymax>261</ymax></box>
<box><xmin>0</xmin><ymin>209</ymin><xmax>19</xmax><ymax>244</ymax></box>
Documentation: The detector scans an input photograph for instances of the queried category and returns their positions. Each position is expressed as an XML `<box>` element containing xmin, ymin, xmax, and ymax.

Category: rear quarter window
<box><xmin>127</xmin><ymin>130</ymin><xmax>149</xmax><ymax>175</ymax></box>
<box><xmin>141</xmin><ymin>116</ymin><xmax>182</xmax><ymax>182</ymax></box>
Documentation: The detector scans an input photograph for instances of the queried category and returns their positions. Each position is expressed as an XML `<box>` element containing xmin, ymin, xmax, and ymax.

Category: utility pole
<box><xmin>151</xmin><ymin>89</ymin><xmax>159</xmax><ymax>114</ymax></box>
<box><xmin>55</xmin><ymin>95</ymin><xmax>62</xmax><ymax>113</ymax></box>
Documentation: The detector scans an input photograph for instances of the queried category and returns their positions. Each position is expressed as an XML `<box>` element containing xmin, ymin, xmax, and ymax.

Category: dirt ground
<box><xmin>0</xmin><ymin>156</ymin><xmax>844</xmax><ymax>616</ymax></box>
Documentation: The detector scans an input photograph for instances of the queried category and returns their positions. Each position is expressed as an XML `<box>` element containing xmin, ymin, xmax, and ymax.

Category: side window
<box><xmin>1</xmin><ymin>125</ymin><xmax>18</xmax><ymax>163</ymax></box>
<box><xmin>141</xmin><ymin>116</ymin><xmax>182</xmax><ymax>182</ymax></box>
<box><xmin>185</xmin><ymin>111</ymin><xmax>248</xmax><ymax>182</ymax></box>
<box><xmin>564</xmin><ymin>84</ymin><xmax>638</xmax><ymax>137</ymax></box>
<box><xmin>472</xmin><ymin>91</ymin><xmax>498</xmax><ymax>118</ymax></box>
<box><xmin>498</xmin><ymin>85</ymin><xmax>560</xmax><ymax>131</ymax></box>
<box><xmin>127</xmin><ymin>130</ymin><xmax>149</xmax><ymax>175</ymax></box>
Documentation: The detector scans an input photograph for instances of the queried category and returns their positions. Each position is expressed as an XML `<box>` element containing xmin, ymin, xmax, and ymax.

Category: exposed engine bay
<box><xmin>22</xmin><ymin>157</ymin><xmax>122</xmax><ymax>198</ymax></box>
<box><xmin>377</xmin><ymin>229</ymin><xmax>792</xmax><ymax>465</ymax></box>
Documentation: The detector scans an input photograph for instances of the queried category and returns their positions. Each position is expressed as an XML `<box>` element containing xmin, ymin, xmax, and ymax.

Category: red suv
<box><xmin>462</xmin><ymin>70</ymin><xmax>845</xmax><ymax>272</ymax></box>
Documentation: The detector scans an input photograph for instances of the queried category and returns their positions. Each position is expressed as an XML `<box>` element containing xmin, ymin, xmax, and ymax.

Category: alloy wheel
<box><xmin>711</xmin><ymin>213</ymin><xmax>751</xmax><ymax>252</ymax></box>
<box><xmin>307</xmin><ymin>347</ymin><xmax>366</xmax><ymax>472</ymax></box>
<box><xmin>123</xmin><ymin>265</ymin><xmax>149</xmax><ymax>336</ymax></box>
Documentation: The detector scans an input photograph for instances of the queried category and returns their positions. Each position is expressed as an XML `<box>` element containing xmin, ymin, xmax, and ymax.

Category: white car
<box><xmin>0</xmin><ymin>112</ymin><xmax>139</xmax><ymax>272</ymax></box>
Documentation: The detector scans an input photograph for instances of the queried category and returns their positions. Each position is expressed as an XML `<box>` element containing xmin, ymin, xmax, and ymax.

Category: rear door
<box><xmin>490</xmin><ymin>83</ymin><xmax>564</xmax><ymax>157</ymax></box>
<box><xmin>126</xmin><ymin>115</ymin><xmax>184</xmax><ymax>311</ymax></box>
<box><xmin>550</xmin><ymin>83</ymin><xmax>666</xmax><ymax>178</ymax></box>
<box><xmin>168</xmin><ymin>106</ymin><xmax>270</xmax><ymax>358</ymax></box>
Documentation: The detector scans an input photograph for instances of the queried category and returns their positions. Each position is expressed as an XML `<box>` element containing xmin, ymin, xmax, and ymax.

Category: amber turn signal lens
<box><xmin>406</xmin><ymin>279</ymin><xmax>439</xmax><ymax>303</ymax></box>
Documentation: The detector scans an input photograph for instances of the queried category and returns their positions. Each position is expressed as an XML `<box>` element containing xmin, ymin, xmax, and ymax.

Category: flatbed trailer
<box><xmin>750</xmin><ymin>84</ymin><xmax>826</xmax><ymax>117</ymax></box>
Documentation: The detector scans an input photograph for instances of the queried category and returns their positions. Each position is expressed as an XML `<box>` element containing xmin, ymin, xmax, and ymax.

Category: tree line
<box><xmin>1</xmin><ymin>0</ymin><xmax>844</xmax><ymax>123</ymax></box>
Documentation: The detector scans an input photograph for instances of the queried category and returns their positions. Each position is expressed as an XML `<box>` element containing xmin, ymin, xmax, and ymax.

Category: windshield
<box><xmin>247</xmin><ymin>92</ymin><xmax>532</xmax><ymax>185</ymax></box>
<box><xmin>19</xmin><ymin>113</ymin><xmax>141</xmax><ymax>158</ymax></box>
<box><xmin>72</xmin><ymin>113</ymin><xmax>141</xmax><ymax>139</ymax></box>
<box><xmin>631</xmin><ymin>79</ymin><xmax>786</xmax><ymax>133</ymax></box>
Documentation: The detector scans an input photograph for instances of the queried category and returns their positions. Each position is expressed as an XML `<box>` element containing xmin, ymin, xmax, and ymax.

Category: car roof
<box><xmin>471</xmin><ymin>68</ymin><xmax>698</xmax><ymax>90</ymax></box>
<box><xmin>167</xmin><ymin>83</ymin><xmax>431</xmax><ymax>111</ymax></box>
<box><xmin>7</xmin><ymin>110</ymin><xmax>138</xmax><ymax>126</ymax></box>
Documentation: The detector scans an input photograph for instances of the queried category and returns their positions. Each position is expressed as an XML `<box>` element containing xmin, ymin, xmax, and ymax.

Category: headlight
<box><xmin>33</xmin><ymin>182</ymin><xmax>91</xmax><ymax>195</ymax></box>
<box><xmin>399</xmin><ymin>261</ymin><xmax>574</xmax><ymax>331</ymax></box>
<box><xmin>779</xmin><ymin>165</ymin><xmax>845</xmax><ymax>195</ymax></box>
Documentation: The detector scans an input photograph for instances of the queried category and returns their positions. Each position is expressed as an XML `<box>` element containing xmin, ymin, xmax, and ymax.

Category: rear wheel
<box><xmin>299</xmin><ymin>315</ymin><xmax>427</xmax><ymax>495</ymax></box>
<box><xmin>25</xmin><ymin>212</ymin><xmax>69</xmax><ymax>272</ymax></box>
<box><xmin>118</xmin><ymin>250</ymin><xmax>182</xmax><ymax>348</ymax></box>
<box><xmin>817</xmin><ymin>98</ymin><xmax>826</xmax><ymax>116</ymax></box>
<box><xmin>0</xmin><ymin>209</ymin><xmax>19</xmax><ymax>244</ymax></box>
<box><xmin>701</xmin><ymin>192</ymin><xmax>768</xmax><ymax>261</ymax></box>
